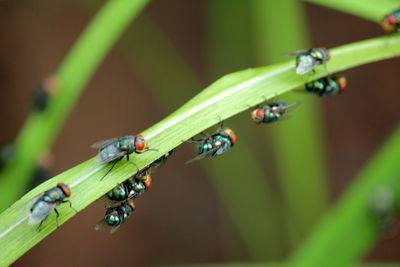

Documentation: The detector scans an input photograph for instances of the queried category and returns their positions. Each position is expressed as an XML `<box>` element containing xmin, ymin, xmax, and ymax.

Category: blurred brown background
<box><xmin>0</xmin><ymin>0</ymin><xmax>399</xmax><ymax>266</ymax></box>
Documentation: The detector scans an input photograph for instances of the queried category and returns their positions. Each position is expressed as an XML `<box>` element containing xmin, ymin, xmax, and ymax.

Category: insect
<box><xmin>305</xmin><ymin>74</ymin><xmax>347</xmax><ymax>97</ymax></box>
<box><xmin>29</xmin><ymin>183</ymin><xmax>75</xmax><ymax>231</ymax></box>
<box><xmin>287</xmin><ymin>47</ymin><xmax>330</xmax><ymax>74</ymax></box>
<box><xmin>106</xmin><ymin>172</ymin><xmax>152</xmax><ymax>203</ymax></box>
<box><xmin>91</xmin><ymin>134</ymin><xmax>157</xmax><ymax>180</ymax></box>
<box><xmin>95</xmin><ymin>200</ymin><xmax>136</xmax><ymax>234</ymax></box>
<box><xmin>186</xmin><ymin>122</ymin><xmax>236</xmax><ymax>163</ymax></box>
<box><xmin>251</xmin><ymin>101</ymin><xmax>300</xmax><ymax>124</ymax></box>
<box><xmin>32</xmin><ymin>76</ymin><xmax>57</xmax><ymax>111</ymax></box>
<box><xmin>105</xmin><ymin>150</ymin><xmax>172</xmax><ymax>203</ymax></box>
<box><xmin>381</xmin><ymin>9</ymin><xmax>400</xmax><ymax>33</ymax></box>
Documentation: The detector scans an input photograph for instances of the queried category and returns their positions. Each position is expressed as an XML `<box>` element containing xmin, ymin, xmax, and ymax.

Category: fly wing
<box><xmin>28</xmin><ymin>201</ymin><xmax>57</xmax><ymax>225</ymax></box>
<box><xmin>296</xmin><ymin>58</ymin><xmax>319</xmax><ymax>74</ymax></box>
<box><xmin>283</xmin><ymin>101</ymin><xmax>301</xmax><ymax>112</ymax></box>
<box><xmin>94</xmin><ymin>218</ymin><xmax>123</xmax><ymax>234</ymax></box>
<box><xmin>109</xmin><ymin>224</ymin><xmax>122</xmax><ymax>234</ymax></box>
<box><xmin>94</xmin><ymin>219</ymin><xmax>110</xmax><ymax>231</ymax></box>
<box><xmin>285</xmin><ymin>49</ymin><xmax>309</xmax><ymax>56</ymax></box>
<box><xmin>93</xmin><ymin>149</ymin><xmax>127</xmax><ymax>165</ymax></box>
<box><xmin>91</xmin><ymin>138</ymin><xmax>120</xmax><ymax>149</ymax></box>
<box><xmin>185</xmin><ymin>147</ymin><xmax>219</xmax><ymax>164</ymax></box>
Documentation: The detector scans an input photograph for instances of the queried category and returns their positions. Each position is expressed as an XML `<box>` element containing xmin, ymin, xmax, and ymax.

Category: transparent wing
<box><xmin>185</xmin><ymin>147</ymin><xmax>219</xmax><ymax>164</ymax></box>
<box><xmin>285</xmin><ymin>49</ymin><xmax>309</xmax><ymax>56</ymax></box>
<box><xmin>110</xmin><ymin>224</ymin><xmax>122</xmax><ymax>234</ymax></box>
<box><xmin>296</xmin><ymin>58</ymin><xmax>319</xmax><ymax>74</ymax></box>
<box><xmin>91</xmin><ymin>138</ymin><xmax>120</xmax><ymax>149</ymax></box>
<box><xmin>28</xmin><ymin>201</ymin><xmax>57</xmax><ymax>225</ymax></box>
<box><xmin>283</xmin><ymin>101</ymin><xmax>301</xmax><ymax>112</ymax></box>
<box><xmin>94</xmin><ymin>218</ymin><xmax>122</xmax><ymax>234</ymax></box>
<box><xmin>94</xmin><ymin>219</ymin><xmax>111</xmax><ymax>231</ymax></box>
<box><xmin>92</xmin><ymin>149</ymin><xmax>127</xmax><ymax>165</ymax></box>
<box><xmin>18</xmin><ymin>195</ymin><xmax>41</xmax><ymax>215</ymax></box>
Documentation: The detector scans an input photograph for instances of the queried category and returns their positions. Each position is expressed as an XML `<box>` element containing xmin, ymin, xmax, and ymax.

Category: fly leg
<box><xmin>185</xmin><ymin>139</ymin><xmax>204</xmax><ymax>144</ymax></box>
<box><xmin>136</xmin><ymin>148</ymin><xmax>159</xmax><ymax>154</ymax></box>
<box><xmin>126</xmin><ymin>154</ymin><xmax>140</xmax><ymax>172</ymax></box>
<box><xmin>100</xmin><ymin>161</ymin><xmax>118</xmax><ymax>181</ymax></box>
<box><xmin>200</xmin><ymin>132</ymin><xmax>210</xmax><ymax>138</ymax></box>
<box><xmin>217</xmin><ymin>117</ymin><xmax>224</xmax><ymax>133</ymax></box>
<box><xmin>54</xmin><ymin>208</ymin><xmax>60</xmax><ymax>228</ymax></box>
<box><xmin>37</xmin><ymin>219</ymin><xmax>44</xmax><ymax>231</ymax></box>
<box><xmin>62</xmin><ymin>200</ymin><xmax>78</xmax><ymax>213</ymax></box>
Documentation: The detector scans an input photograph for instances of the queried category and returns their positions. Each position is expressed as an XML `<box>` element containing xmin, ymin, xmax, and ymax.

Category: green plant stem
<box><xmin>251</xmin><ymin>0</ymin><xmax>329</xmax><ymax>248</ymax></box>
<box><xmin>0</xmin><ymin>0</ymin><xmax>149</xmax><ymax>212</ymax></box>
<box><xmin>83</xmin><ymin>1</ymin><xmax>284</xmax><ymax>259</ymax></box>
<box><xmin>206</xmin><ymin>0</ymin><xmax>283</xmax><ymax>259</ymax></box>
<box><xmin>171</xmin><ymin>263</ymin><xmax>400</xmax><ymax>267</ymax></box>
<box><xmin>305</xmin><ymin>0</ymin><xmax>400</xmax><ymax>22</ymax></box>
<box><xmin>0</xmin><ymin>35</ymin><xmax>398</xmax><ymax>266</ymax></box>
<box><xmin>290</xmin><ymin>124</ymin><xmax>400</xmax><ymax>267</ymax></box>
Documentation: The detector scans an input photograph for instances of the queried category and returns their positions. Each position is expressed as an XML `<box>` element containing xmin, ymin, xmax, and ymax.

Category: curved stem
<box><xmin>0</xmin><ymin>34</ymin><xmax>399</xmax><ymax>266</ymax></box>
<box><xmin>0</xmin><ymin>0</ymin><xmax>149</xmax><ymax>211</ymax></box>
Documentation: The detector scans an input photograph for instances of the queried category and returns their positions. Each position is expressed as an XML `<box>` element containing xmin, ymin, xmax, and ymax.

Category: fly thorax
<box><xmin>118</xmin><ymin>138</ymin><xmax>132</xmax><ymax>152</ymax></box>
<box><xmin>107</xmin><ymin>184</ymin><xmax>127</xmax><ymax>201</ymax></box>
<box><xmin>46</xmin><ymin>187</ymin><xmax>64</xmax><ymax>202</ymax></box>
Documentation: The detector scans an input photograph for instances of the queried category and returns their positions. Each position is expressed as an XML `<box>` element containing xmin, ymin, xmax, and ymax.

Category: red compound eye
<box><xmin>388</xmin><ymin>15</ymin><xmax>397</xmax><ymax>25</ymax></box>
<box><xmin>256</xmin><ymin>109</ymin><xmax>264</xmax><ymax>119</ymax></box>
<box><xmin>57</xmin><ymin>183</ymin><xmax>71</xmax><ymax>197</ymax></box>
<box><xmin>145</xmin><ymin>175</ymin><xmax>152</xmax><ymax>190</ymax></box>
<box><xmin>135</xmin><ymin>135</ymin><xmax>147</xmax><ymax>151</ymax></box>
<box><xmin>251</xmin><ymin>109</ymin><xmax>263</xmax><ymax>123</ymax></box>
<box><xmin>338</xmin><ymin>77</ymin><xmax>347</xmax><ymax>92</ymax></box>
<box><xmin>326</xmin><ymin>51</ymin><xmax>331</xmax><ymax>60</ymax></box>
<box><xmin>224</xmin><ymin>128</ymin><xmax>237</xmax><ymax>145</ymax></box>
<box><xmin>230</xmin><ymin>131</ymin><xmax>237</xmax><ymax>145</ymax></box>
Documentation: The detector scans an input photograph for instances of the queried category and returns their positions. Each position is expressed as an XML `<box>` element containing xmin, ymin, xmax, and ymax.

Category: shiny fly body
<box><xmin>305</xmin><ymin>74</ymin><xmax>347</xmax><ymax>97</ymax></box>
<box><xmin>95</xmin><ymin>200</ymin><xmax>136</xmax><ymax>234</ymax></box>
<box><xmin>92</xmin><ymin>134</ymin><xmax>157</xmax><ymax>180</ymax></box>
<box><xmin>106</xmin><ymin>172</ymin><xmax>152</xmax><ymax>203</ymax></box>
<box><xmin>105</xmin><ymin>150</ymin><xmax>172</xmax><ymax>203</ymax></box>
<box><xmin>382</xmin><ymin>9</ymin><xmax>400</xmax><ymax>33</ymax></box>
<box><xmin>96</xmin><ymin>151</ymin><xmax>172</xmax><ymax>233</ymax></box>
<box><xmin>186</xmin><ymin>122</ymin><xmax>236</xmax><ymax>163</ymax></box>
<box><xmin>29</xmin><ymin>183</ymin><xmax>75</xmax><ymax>231</ymax></box>
<box><xmin>251</xmin><ymin>101</ymin><xmax>300</xmax><ymax>124</ymax></box>
<box><xmin>287</xmin><ymin>47</ymin><xmax>330</xmax><ymax>74</ymax></box>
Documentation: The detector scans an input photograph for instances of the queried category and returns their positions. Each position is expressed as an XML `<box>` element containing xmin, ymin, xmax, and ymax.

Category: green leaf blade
<box><xmin>0</xmin><ymin>35</ymin><xmax>399</xmax><ymax>265</ymax></box>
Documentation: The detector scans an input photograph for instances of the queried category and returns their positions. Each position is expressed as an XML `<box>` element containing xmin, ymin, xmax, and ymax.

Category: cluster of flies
<box><xmin>19</xmin><ymin>8</ymin><xmax>400</xmax><ymax>233</ymax></box>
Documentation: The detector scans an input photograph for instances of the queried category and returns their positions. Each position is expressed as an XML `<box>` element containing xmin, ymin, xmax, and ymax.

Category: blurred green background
<box><xmin>0</xmin><ymin>0</ymin><xmax>399</xmax><ymax>266</ymax></box>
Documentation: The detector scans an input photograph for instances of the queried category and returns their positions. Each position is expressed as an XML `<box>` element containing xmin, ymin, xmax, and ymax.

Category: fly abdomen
<box><xmin>306</xmin><ymin>79</ymin><xmax>325</xmax><ymax>93</ymax></box>
<box><xmin>198</xmin><ymin>142</ymin><xmax>213</xmax><ymax>154</ymax></box>
<box><xmin>104</xmin><ymin>202</ymin><xmax>135</xmax><ymax>226</ymax></box>
<box><xmin>29</xmin><ymin>200</ymin><xmax>52</xmax><ymax>225</ymax></box>
<box><xmin>99</xmin><ymin>145</ymin><xmax>121</xmax><ymax>163</ymax></box>
<box><xmin>106</xmin><ymin>184</ymin><xmax>129</xmax><ymax>201</ymax></box>
<box><xmin>104</xmin><ymin>210</ymin><xmax>123</xmax><ymax>226</ymax></box>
